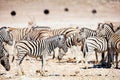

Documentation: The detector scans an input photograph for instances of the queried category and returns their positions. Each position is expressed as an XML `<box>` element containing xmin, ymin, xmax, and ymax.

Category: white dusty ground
<box><xmin>0</xmin><ymin>46</ymin><xmax>120</xmax><ymax>80</ymax></box>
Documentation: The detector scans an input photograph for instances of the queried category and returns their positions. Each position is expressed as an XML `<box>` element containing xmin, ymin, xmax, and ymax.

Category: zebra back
<box><xmin>23</xmin><ymin>29</ymin><xmax>53</xmax><ymax>41</ymax></box>
<box><xmin>83</xmin><ymin>36</ymin><xmax>108</xmax><ymax>53</ymax></box>
<box><xmin>51</xmin><ymin>27</ymin><xmax>80</xmax><ymax>47</ymax></box>
<box><xmin>51</xmin><ymin>27</ymin><xmax>78</xmax><ymax>36</ymax></box>
<box><xmin>9</xmin><ymin>27</ymin><xmax>33</xmax><ymax>41</ymax></box>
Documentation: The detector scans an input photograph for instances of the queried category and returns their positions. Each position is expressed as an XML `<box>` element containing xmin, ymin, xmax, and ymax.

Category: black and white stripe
<box><xmin>15</xmin><ymin>34</ymin><xmax>68</xmax><ymax>76</ymax></box>
<box><xmin>0</xmin><ymin>45</ymin><xmax>10</xmax><ymax>71</ymax></box>
<box><xmin>96</xmin><ymin>23</ymin><xmax>120</xmax><ymax>68</ymax></box>
<box><xmin>0</xmin><ymin>27</ymin><xmax>13</xmax><ymax>71</ymax></box>
<box><xmin>83</xmin><ymin>36</ymin><xmax>108</xmax><ymax>68</ymax></box>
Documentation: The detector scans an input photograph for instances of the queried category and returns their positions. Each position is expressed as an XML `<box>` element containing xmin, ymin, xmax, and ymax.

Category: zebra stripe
<box><xmin>23</xmin><ymin>29</ymin><xmax>52</xmax><ymax>41</ymax></box>
<box><xmin>80</xmin><ymin>27</ymin><xmax>97</xmax><ymax>38</ymax></box>
<box><xmin>15</xmin><ymin>34</ymin><xmax>68</xmax><ymax>76</ymax></box>
<box><xmin>0</xmin><ymin>27</ymin><xmax>13</xmax><ymax>46</ymax></box>
<box><xmin>0</xmin><ymin>45</ymin><xmax>10</xmax><ymax>71</ymax></box>
<box><xmin>51</xmin><ymin>27</ymin><xmax>80</xmax><ymax>60</ymax></box>
<box><xmin>0</xmin><ymin>27</ymin><xmax>13</xmax><ymax>71</ymax></box>
<box><xmin>97</xmin><ymin>23</ymin><xmax>119</xmax><ymax>68</ymax></box>
<box><xmin>8</xmin><ymin>27</ymin><xmax>33</xmax><ymax>41</ymax></box>
<box><xmin>24</xmin><ymin>26</ymin><xmax>80</xmax><ymax>59</ymax></box>
<box><xmin>83</xmin><ymin>36</ymin><xmax>107</xmax><ymax>68</ymax></box>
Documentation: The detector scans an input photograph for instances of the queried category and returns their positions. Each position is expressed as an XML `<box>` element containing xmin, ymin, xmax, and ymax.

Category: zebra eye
<box><xmin>58</xmin><ymin>37</ymin><xmax>61</xmax><ymax>40</ymax></box>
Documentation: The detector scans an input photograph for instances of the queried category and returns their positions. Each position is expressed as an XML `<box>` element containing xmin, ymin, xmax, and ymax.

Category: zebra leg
<box><xmin>107</xmin><ymin>47</ymin><xmax>114</xmax><ymax>68</ymax></box>
<box><xmin>84</xmin><ymin>52</ymin><xmax>89</xmax><ymax>69</ymax></box>
<box><xmin>115</xmin><ymin>52</ymin><xmax>118</xmax><ymax>68</ymax></box>
<box><xmin>16</xmin><ymin>54</ymin><xmax>27</xmax><ymax>76</ymax></box>
<box><xmin>101</xmin><ymin>52</ymin><xmax>106</xmax><ymax>67</ymax></box>
<box><xmin>95</xmin><ymin>50</ymin><xmax>98</xmax><ymax>64</ymax></box>
<box><xmin>40</xmin><ymin>54</ymin><xmax>47</xmax><ymax>76</ymax></box>
<box><xmin>52</xmin><ymin>50</ymin><xmax>55</xmax><ymax>59</ymax></box>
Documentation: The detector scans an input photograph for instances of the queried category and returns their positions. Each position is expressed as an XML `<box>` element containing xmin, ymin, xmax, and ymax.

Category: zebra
<box><xmin>77</xmin><ymin>27</ymin><xmax>104</xmax><ymax>63</ymax></box>
<box><xmin>78</xmin><ymin>27</ymin><xmax>97</xmax><ymax>51</ymax></box>
<box><xmin>0</xmin><ymin>45</ymin><xmax>10</xmax><ymax>71</ymax></box>
<box><xmin>23</xmin><ymin>29</ymin><xmax>52</xmax><ymax>41</ymax></box>
<box><xmin>82</xmin><ymin>36</ymin><xmax>108</xmax><ymax>68</ymax></box>
<box><xmin>6</xmin><ymin>27</ymin><xmax>34</xmax><ymax>61</ymax></box>
<box><xmin>15</xmin><ymin>34</ymin><xmax>68</xmax><ymax>76</ymax></box>
<box><xmin>24</xmin><ymin>26</ymin><xmax>80</xmax><ymax>61</ymax></box>
<box><xmin>96</xmin><ymin>23</ymin><xmax>119</xmax><ymax>68</ymax></box>
<box><xmin>0</xmin><ymin>27</ymin><xmax>13</xmax><ymax>71</ymax></box>
<box><xmin>50</xmin><ymin>27</ymin><xmax>81</xmax><ymax>60</ymax></box>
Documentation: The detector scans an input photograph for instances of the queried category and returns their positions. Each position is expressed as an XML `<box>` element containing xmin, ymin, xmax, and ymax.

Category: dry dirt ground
<box><xmin>0</xmin><ymin>47</ymin><xmax>120</xmax><ymax>80</ymax></box>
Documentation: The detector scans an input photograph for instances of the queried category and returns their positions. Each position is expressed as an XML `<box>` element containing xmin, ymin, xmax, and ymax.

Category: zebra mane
<box><xmin>80</xmin><ymin>27</ymin><xmax>96</xmax><ymax>32</ymax></box>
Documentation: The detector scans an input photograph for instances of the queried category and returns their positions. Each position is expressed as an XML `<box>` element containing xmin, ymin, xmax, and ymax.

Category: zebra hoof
<box><xmin>83</xmin><ymin>66</ymin><xmax>88</xmax><ymax>69</ymax></box>
<box><xmin>36</xmin><ymin>70</ymin><xmax>48</xmax><ymax>76</ymax></box>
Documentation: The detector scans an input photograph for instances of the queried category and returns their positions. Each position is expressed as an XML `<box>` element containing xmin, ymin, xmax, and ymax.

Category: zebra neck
<box><xmin>48</xmin><ymin>40</ymin><xmax>57</xmax><ymax>53</ymax></box>
<box><xmin>105</xmin><ymin>29</ymin><xmax>113</xmax><ymax>40</ymax></box>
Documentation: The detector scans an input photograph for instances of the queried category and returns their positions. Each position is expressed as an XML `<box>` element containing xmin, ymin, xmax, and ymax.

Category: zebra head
<box><xmin>96</xmin><ymin>23</ymin><xmax>114</xmax><ymax>40</ymax></box>
<box><xmin>0</xmin><ymin>27</ymin><xmax>13</xmax><ymax>45</ymax></box>
<box><xmin>57</xmin><ymin>35</ymin><xmax>68</xmax><ymax>53</ymax></box>
<box><xmin>0</xmin><ymin>46</ymin><xmax>10</xmax><ymax>71</ymax></box>
<box><xmin>77</xmin><ymin>30</ymin><xmax>87</xmax><ymax>42</ymax></box>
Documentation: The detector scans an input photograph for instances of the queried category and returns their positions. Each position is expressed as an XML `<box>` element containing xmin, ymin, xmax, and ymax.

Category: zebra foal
<box><xmin>15</xmin><ymin>34</ymin><xmax>68</xmax><ymax>76</ymax></box>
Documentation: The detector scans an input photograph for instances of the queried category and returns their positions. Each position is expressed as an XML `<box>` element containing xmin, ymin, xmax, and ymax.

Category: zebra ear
<box><xmin>98</xmin><ymin>23</ymin><xmax>103</xmax><ymax>28</ymax></box>
<box><xmin>0</xmin><ymin>26</ymin><xmax>7</xmax><ymax>30</ymax></box>
<box><xmin>110</xmin><ymin>23</ymin><xmax>113</xmax><ymax>27</ymax></box>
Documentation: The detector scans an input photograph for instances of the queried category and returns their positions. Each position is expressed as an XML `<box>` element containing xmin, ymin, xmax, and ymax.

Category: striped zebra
<box><xmin>23</xmin><ymin>29</ymin><xmax>52</xmax><ymax>41</ymax></box>
<box><xmin>78</xmin><ymin>27</ymin><xmax>97</xmax><ymax>51</ymax></box>
<box><xmin>77</xmin><ymin>27</ymin><xmax>103</xmax><ymax>63</ymax></box>
<box><xmin>8</xmin><ymin>27</ymin><xmax>33</xmax><ymax>42</ymax></box>
<box><xmin>15</xmin><ymin>34</ymin><xmax>68</xmax><ymax>76</ymax></box>
<box><xmin>0</xmin><ymin>45</ymin><xmax>10</xmax><ymax>71</ymax></box>
<box><xmin>7</xmin><ymin>27</ymin><xmax>34</xmax><ymax>61</ymax></box>
<box><xmin>96</xmin><ymin>23</ymin><xmax>119</xmax><ymax>68</ymax></box>
<box><xmin>24</xmin><ymin>26</ymin><xmax>80</xmax><ymax>61</ymax></box>
<box><xmin>0</xmin><ymin>27</ymin><xmax>13</xmax><ymax>71</ymax></box>
<box><xmin>82</xmin><ymin>36</ymin><xmax>108</xmax><ymax>68</ymax></box>
<box><xmin>51</xmin><ymin>27</ymin><xmax>80</xmax><ymax>60</ymax></box>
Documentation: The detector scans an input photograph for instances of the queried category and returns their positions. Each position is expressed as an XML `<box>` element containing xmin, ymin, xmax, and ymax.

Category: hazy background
<box><xmin>0</xmin><ymin>0</ymin><xmax>120</xmax><ymax>29</ymax></box>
